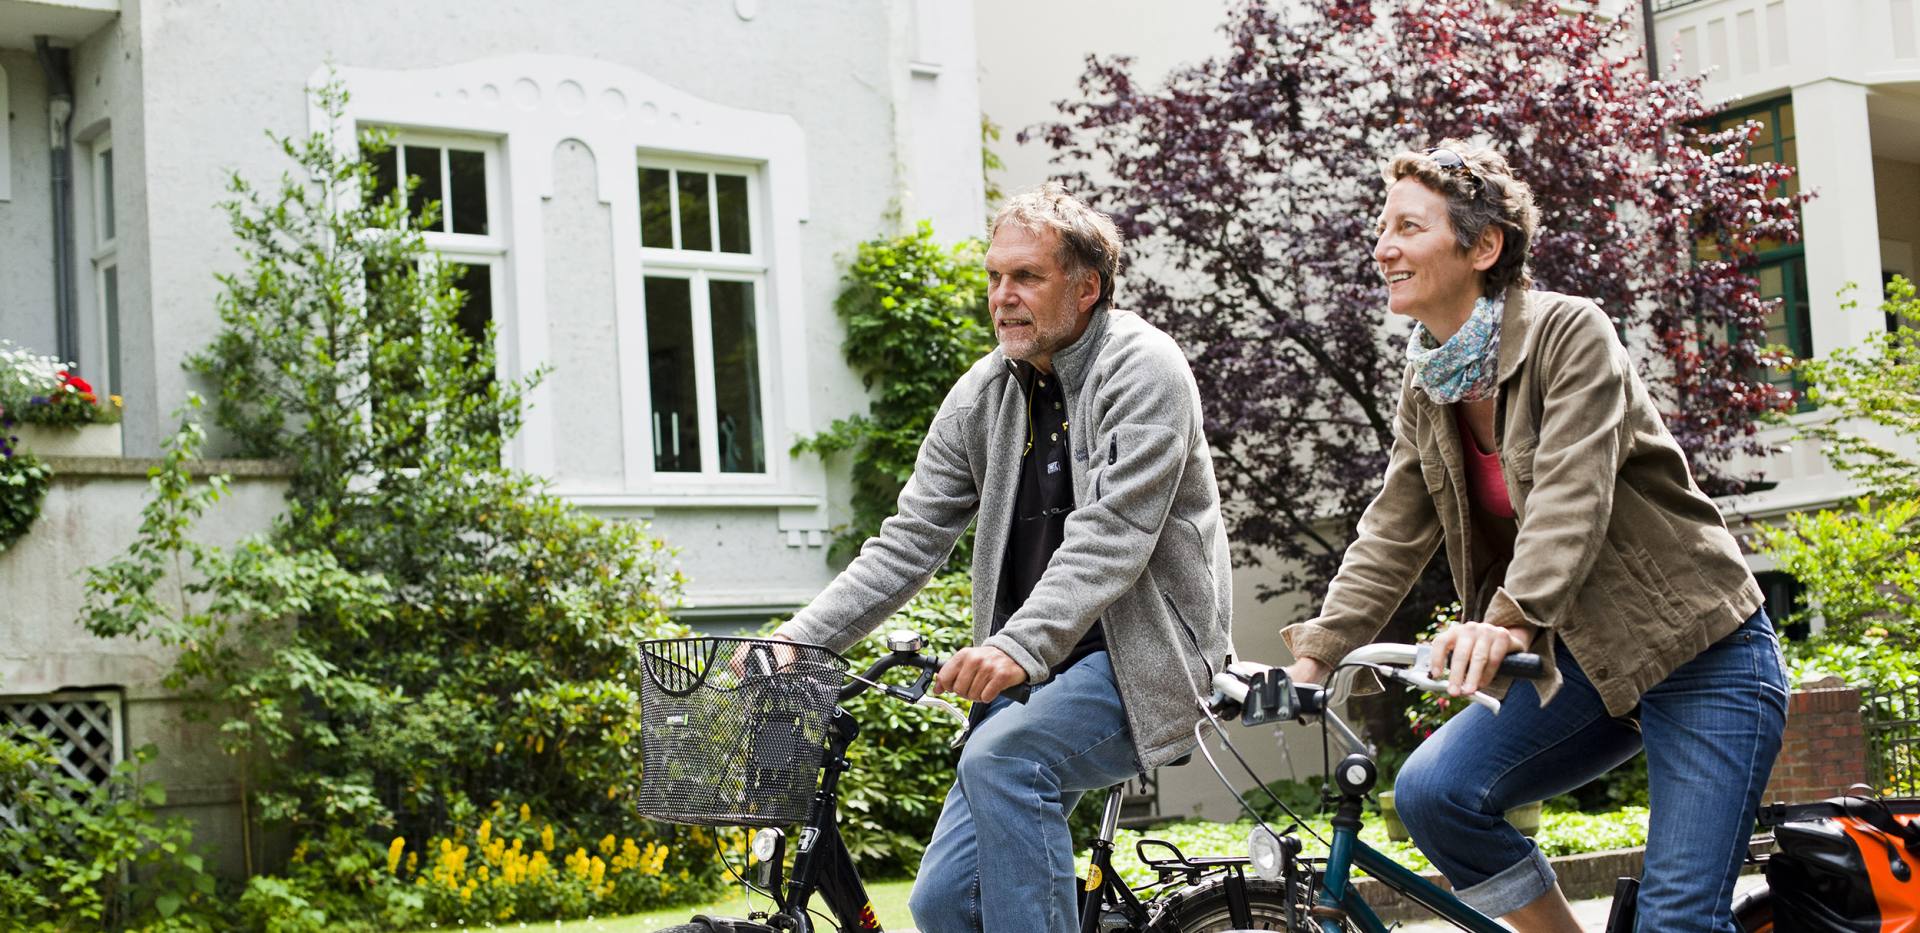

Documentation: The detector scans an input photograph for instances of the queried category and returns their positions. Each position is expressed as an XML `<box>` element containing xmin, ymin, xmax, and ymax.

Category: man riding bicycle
<box><xmin>771</xmin><ymin>184</ymin><xmax>1234</xmax><ymax>933</ymax></box>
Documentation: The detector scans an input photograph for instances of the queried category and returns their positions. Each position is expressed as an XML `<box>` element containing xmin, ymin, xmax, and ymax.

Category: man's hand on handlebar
<box><xmin>1428</xmin><ymin>621</ymin><xmax>1534</xmax><ymax>696</ymax></box>
<box><xmin>728</xmin><ymin>633</ymin><xmax>800</xmax><ymax>679</ymax></box>
<box><xmin>935</xmin><ymin>646</ymin><xmax>1029</xmax><ymax>703</ymax></box>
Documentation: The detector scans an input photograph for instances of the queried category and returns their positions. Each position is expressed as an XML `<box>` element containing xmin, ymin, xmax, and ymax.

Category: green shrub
<box><xmin>0</xmin><ymin>445</ymin><xmax>51</xmax><ymax>553</ymax></box>
<box><xmin>81</xmin><ymin>79</ymin><xmax>702</xmax><ymax>927</ymax></box>
<box><xmin>0</xmin><ymin>730</ymin><xmax>222</xmax><ymax>930</ymax></box>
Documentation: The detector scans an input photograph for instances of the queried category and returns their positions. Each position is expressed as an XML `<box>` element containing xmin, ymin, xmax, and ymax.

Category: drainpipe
<box><xmin>34</xmin><ymin>37</ymin><xmax>80</xmax><ymax>367</ymax></box>
<box><xmin>1641</xmin><ymin>0</ymin><xmax>1662</xmax><ymax>82</ymax></box>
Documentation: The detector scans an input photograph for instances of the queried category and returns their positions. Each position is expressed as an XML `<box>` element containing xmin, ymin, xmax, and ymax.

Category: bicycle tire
<box><xmin>1145</xmin><ymin>876</ymin><xmax>1352</xmax><ymax>932</ymax></box>
<box><xmin>1732</xmin><ymin>883</ymin><xmax>1774</xmax><ymax>932</ymax></box>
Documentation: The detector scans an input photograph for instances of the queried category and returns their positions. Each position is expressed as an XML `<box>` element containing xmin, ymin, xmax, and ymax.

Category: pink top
<box><xmin>1454</xmin><ymin>406</ymin><xmax>1515</xmax><ymax>520</ymax></box>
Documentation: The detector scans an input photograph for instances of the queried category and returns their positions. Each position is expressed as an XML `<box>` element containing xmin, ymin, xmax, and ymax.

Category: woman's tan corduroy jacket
<box><xmin>1283</xmin><ymin>287</ymin><xmax>1765</xmax><ymax>715</ymax></box>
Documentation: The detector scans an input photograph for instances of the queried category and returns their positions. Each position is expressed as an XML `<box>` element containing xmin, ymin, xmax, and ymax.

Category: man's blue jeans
<box><xmin>909</xmin><ymin>650</ymin><xmax>1144</xmax><ymax>933</ymax></box>
<box><xmin>1394</xmin><ymin>609</ymin><xmax>1788</xmax><ymax>932</ymax></box>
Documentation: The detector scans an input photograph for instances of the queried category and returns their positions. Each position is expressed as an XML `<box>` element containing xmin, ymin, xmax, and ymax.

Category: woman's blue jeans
<box><xmin>1394</xmin><ymin>608</ymin><xmax>1788</xmax><ymax>932</ymax></box>
<box><xmin>908</xmin><ymin>650</ymin><xmax>1145</xmax><ymax>933</ymax></box>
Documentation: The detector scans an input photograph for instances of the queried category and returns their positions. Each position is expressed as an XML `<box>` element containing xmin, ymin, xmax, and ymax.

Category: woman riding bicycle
<box><xmin>1279</xmin><ymin>141</ymin><xmax>1788</xmax><ymax>933</ymax></box>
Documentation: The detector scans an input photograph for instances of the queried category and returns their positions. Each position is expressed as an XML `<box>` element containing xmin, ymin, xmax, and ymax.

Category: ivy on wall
<box><xmin>794</xmin><ymin>221</ymin><xmax>993</xmax><ymax>566</ymax></box>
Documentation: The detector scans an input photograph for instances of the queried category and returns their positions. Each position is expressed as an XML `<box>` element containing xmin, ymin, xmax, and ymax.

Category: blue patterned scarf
<box><xmin>1406</xmin><ymin>296</ymin><xmax>1502</xmax><ymax>404</ymax></box>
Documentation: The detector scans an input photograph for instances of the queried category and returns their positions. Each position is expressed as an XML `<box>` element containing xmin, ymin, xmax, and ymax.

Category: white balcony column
<box><xmin>1793</xmin><ymin>78</ymin><xmax>1885</xmax><ymax>355</ymax></box>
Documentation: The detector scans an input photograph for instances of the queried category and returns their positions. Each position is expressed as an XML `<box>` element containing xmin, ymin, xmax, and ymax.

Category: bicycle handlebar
<box><xmin>835</xmin><ymin>650</ymin><xmax>1032</xmax><ymax>705</ymax></box>
<box><xmin>1209</xmin><ymin>643</ymin><xmax>1545</xmax><ymax>726</ymax></box>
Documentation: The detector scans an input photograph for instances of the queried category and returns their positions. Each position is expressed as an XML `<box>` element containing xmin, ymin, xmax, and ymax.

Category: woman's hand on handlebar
<box><xmin>1428</xmin><ymin>622</ymin><xmax>1534</xmax><ymax>696</ymax></box>
<box><xmin>1283</xmin><ymin>657</ymin><xmax>1332</xmax><ymax>688</ymax></box>
<box><xmin>935</xmin><ymin>646</ymin><xmax>1028</xmax><ymax>703</ymax></box>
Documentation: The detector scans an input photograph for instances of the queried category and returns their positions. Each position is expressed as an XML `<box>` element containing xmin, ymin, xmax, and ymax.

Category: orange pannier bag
<box><xmin>1761</xmin><ymin>796</ymin><xmax>1920</xmax><ymax>932</ymax></box>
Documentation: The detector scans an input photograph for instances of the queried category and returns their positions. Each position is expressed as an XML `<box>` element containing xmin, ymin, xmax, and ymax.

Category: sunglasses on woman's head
<box><xmin>1423</xmin><ymin>147</ymin><xmax>1485</xmax><ymax>198</ymax></box>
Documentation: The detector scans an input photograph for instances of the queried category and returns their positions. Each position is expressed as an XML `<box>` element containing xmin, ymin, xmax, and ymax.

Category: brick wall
<box><xmin>1762</xmin><ymin>677</ymin><xmax>1871</xmax><ymax>804</ymax></box>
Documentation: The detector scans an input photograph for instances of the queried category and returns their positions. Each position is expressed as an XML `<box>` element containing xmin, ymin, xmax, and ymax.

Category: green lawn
<box><xmin>433</xmin><ymin>878</ymin><xmax>916</xmax><ymax>932</ymax></box>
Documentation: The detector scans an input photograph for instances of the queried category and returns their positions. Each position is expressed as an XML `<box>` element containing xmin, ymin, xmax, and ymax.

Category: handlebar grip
<box><xmin>930</xmin><ymin>657</ymin><xmax>1032</xmax><ymax>704</ymax></box>
<box><xmin>1497</xmin><ymin>653</ymin><xmax>1547</xmax><ymax>679</ymax></box>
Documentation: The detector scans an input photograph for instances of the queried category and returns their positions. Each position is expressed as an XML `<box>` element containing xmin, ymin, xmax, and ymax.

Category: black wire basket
<box><xmin>636</xmin><ymin>636</ymin><xmax>847</xmax><ymax>828</ymax></box>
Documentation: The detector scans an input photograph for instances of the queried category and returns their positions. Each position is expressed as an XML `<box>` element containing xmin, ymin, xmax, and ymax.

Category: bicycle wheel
<box><xmin>1732</xmin><ymin>883</ymin><xmax>1774</xmax><ymax>932</ymax></box>
<box><xmin>1145</xmin><ymin>876</ymin><xmax>1353</xmax><ymax>932</ymax></box>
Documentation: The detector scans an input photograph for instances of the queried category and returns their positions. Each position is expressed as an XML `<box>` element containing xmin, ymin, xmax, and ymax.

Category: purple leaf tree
<box><xmin>1034</xmin><ymin>0</ymin><xmax>1801</xmax><ymax>622</ymax></box>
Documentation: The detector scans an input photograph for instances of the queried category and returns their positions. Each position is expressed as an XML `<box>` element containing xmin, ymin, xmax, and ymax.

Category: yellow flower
<box><xmin>494</xmin><ymin>741</ymin><xmax>505</xmax><ymax>754</ymax></box>
<box><xmin>109</xmin><ymin>394</ymin><xmax>122</xmax><ymax>407</ymax></box>
<box><xmin>599</xmin><ymin>834</ymin><xmax>616</xmax><ymax>857</ymax></box>
<box><xmin>386</xmin><ymin>837</ymin><xmax>406</xmax><ymax>875</ymax></box>
<box><xmin>477</xmin><ymin>819</ymin><xmax>492</xmax><ymax>846</ymax></box>
<box><xmin>519</xmin><ymin>803</ymin><xmax>531</xmax><ymax>822</ymax></box>
<box><xmin>541</xmin><ymin>824</ymin><xmax>555</xmax><ymax>852</ymax></box>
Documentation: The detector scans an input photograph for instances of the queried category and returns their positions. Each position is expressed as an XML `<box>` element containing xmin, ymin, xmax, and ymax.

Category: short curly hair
<box><xmin>990</xmin><ymin>183</ymin><xmax>1125</xmax><ymax>309</ymax></box>
<box><xmin>1382</xmin><ymin>139</ymin><xmax>1540</xmax><ymax>299</ymax></box>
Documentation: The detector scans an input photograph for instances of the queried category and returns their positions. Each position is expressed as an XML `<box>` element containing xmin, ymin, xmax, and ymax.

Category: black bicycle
<box><xmin>637</xmin><ymin>632</ymin><xmax>1301</xmax><ymax>932</ymax></box>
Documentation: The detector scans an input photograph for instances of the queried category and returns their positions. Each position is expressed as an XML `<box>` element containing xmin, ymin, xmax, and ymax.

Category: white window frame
<box><xmin>361</xmin><ymin>128</ymin><xmax>513</xmax><ymax>388</ymax></box>
<box><xmin>636</xmin><ymin>155</ymin><xmax>775</xmax><ymax>486</ymax></box>
<box><xmin>89</xmin><ymin>133</ymin><xmax>120</xmax><ymax>397</ymax></box>
<box><xmin>323</xmin><ymin>57</ymin><xmax>824</xmax><ymax>514</ymax></box>
<box><xmin>0</xmin><ymin>65</ymin><xmax>11</xmax><ymax>201</ymax></box>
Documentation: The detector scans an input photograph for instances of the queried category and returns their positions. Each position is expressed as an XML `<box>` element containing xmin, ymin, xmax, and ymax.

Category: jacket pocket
<box><xmin>1505</xmin><ymin>437</ymin><xmax>1538</xmax><ymax>489</ymax></box>
<box><xmin>1162</xmin><ymin>590</ymin><xmax>1216</xmax><ymax>680</ymax></box>
<box><xmin>1419</xmin><ymin>454</ymin><xmax>1448</xmax><ymax>494</ymax></box>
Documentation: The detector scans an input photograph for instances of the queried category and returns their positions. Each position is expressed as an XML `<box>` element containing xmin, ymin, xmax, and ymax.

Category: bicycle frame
<box><xmin>764</xmin><ymin>706</ymin><xmax>885</xmax><ymax>933</ymax></box>
<box><xmin>1311</xmin><ymin>793</ymin><xmax>1507</xmax><ymax>933</ymax></box>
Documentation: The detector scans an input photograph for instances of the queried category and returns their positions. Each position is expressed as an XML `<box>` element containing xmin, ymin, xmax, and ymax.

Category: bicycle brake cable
<box><xmin>1192</xmin><ymin>699</ymin><xmax>1330</xmax><ymax>848</ymax></box>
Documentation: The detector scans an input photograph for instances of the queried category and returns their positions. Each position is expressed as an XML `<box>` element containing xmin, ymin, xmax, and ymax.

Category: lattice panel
<box><xmin>1</xmin><ymin>693</ymin><xmax>122</xmax><ymax>795</ymax></box>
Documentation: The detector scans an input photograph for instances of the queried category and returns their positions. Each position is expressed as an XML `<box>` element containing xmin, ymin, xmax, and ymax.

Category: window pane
<box><xmin>1757</xmin><ymin>264</ymin><xmax>1784</xmax><ymax>299</ymax></box>
<box><xmin>103</xmin><ymin>265</ymin><xmax>121</xmax><ymax>396</ymax></box>
<box><xmin>709</xmin><ymin>280</ymin><xmax>765</xmax><ymax>473</ymax></box>
<box><xmin>1789</xmin><ymin>256</ymin><xmax>1812</xmax><ymax>359</ymax></box>
<box><xmin>448</xmin><ymin>148</ymin><xmax>489</xmax><ymax>235</ymax></box>
<box><xmin>405</xmin><ymin>145</ymin><xmax>443</xmax><ymax>230</ymax></box>
<box><xmin>99</xmin><ymin>148</ymin><xmax>115</xmax><ymax>242</ymax></box>
<box><xmin>1778</xmin><ymin>101</ymin><xmax>1795</xmax><ymax>141</ymax></box>
<box><xmin>364</xmin><ymin>143</ymin><xmax>400</xmax><ymax>208</ymax></box>
<box><xmin>716</xmin><ymin>174</ymin><xmax>751</xmax><ymax>254</ymax></box>
<box><xmin>451</xmin><ymin>263</ymin><xmax>494</xmax><ymax>356</ymax></box>
<box><xmin>646</xmin><ymin>277</ymin><xmax>701</xmax><ymax>472</ymax></box>
<box><xmin>640</xmin><ymin>168</ymin><xmax>674</xmax><ymax>248</ymax></box>
<box><xmin>678</xmin><ymin>171</ymin><xmax>712</xmax><ymax>251</ymax></box>
<box><xmin>1746</xmin><ymin>111</ymin><xmax>1775</xmax><ymax>158</ymax></box>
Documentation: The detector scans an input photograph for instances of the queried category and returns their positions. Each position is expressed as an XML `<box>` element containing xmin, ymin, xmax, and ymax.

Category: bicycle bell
<box><xmin>886</xmin><ymin>630</ymin><xmax>923</xmax><ymax>653</ymax></box>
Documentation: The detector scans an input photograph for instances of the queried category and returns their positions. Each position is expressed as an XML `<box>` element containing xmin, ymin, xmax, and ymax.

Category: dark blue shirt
<box><xmin>995</xmin><ymin>362</ymin><xmax>1105</xmax><ymax>674</ymax></box>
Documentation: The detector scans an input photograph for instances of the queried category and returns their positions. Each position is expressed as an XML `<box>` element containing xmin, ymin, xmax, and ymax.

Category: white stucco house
<box><xmin>1</xmin><ymin>0</ymin><xmax>985</xmax><ymax>868</ymax></box>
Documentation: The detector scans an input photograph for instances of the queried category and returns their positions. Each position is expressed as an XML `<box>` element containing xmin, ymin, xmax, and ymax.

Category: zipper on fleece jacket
<box><xmin>1162</xmin><ymin>591</ymin><xmax>1215</xmax><ymax>679</ymax></box>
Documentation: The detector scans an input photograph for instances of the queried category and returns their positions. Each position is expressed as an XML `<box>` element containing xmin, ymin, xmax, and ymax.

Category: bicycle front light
<box><xmin>751</xmin><ymin>828</ymin><xmax>783</xmax><ymax>863</ymax></box>
<box><xmin>1247</xmin><ymin>825</ymin><xmax>1288</xmax><ymax>881</ymax></box>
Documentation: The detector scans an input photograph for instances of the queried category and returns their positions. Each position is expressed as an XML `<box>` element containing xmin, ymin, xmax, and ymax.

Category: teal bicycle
<box><xmin>1202</xmin><ymin>644</ymin><xmax>1577</xmax><ymax>932</ymax></box>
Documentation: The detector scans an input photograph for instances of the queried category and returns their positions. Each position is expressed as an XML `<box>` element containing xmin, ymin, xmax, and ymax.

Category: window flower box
<box><xmin>12</xmin><ymin>421</ymin><xmax>123</xmax><ymax>458</ymax></box>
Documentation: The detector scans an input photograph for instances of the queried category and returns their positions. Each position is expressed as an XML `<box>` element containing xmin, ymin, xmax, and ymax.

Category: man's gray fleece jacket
<box><xmin>776</xmin><ymin>308</ymin><xmax>1234</xmax><ymax>770</ymax></box>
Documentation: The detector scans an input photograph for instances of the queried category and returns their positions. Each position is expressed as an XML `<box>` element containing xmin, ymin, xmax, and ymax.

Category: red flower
<box><xmin>60</xmin><ymin>372</ymin><xmax>95</xmax><ymax>396</ymax></box>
